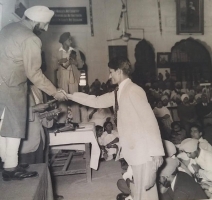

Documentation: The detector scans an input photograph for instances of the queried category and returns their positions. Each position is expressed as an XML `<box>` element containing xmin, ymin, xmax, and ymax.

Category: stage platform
<box><xmin>0</xmin><ymin>163</ymin><xmax>53</xmax><ymax>200</ymax></box>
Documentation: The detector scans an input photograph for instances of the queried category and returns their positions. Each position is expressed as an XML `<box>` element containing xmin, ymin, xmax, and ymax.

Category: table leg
<box><xmin>85</xmin><ymin>143</ymin><xmax>91</xmax><ymax>182</ymax></box>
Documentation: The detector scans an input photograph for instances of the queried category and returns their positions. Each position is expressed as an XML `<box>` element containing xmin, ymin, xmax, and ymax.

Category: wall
<box><xmin>1</xmin><ymin>0</ymin><xmax>28</xmax><ymax>27</ymax></box>
<box><xmin>2</xmin><ymin>0</ymin><xmax>212</xmax><ymax>85</ymax></box>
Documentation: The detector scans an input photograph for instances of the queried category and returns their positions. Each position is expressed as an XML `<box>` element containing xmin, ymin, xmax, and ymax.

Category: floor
<box><xmin>51</xmin><ymin>153</ymin><xmax>123</xmax><ymax>200</ymax></box>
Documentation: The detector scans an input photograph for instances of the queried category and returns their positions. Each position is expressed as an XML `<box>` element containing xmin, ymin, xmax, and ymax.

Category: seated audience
<box><xmin>158</xmin><ymin>157</ymin><xmax>207</xmax><ymax>200</ymax></box>
<box><xmin>196</xmin><ymin>93</ymin><xmax>212</xmax><ymax>127</ymax></box>
<box><xmin>153</xmin><ymin>99</ymin><xmax>173</xmax><ymax>139</ymax></box>
<box><xmin>177</xmin><ymin>94</ymin><xmax>198</xmax><ymax>137</ymax></box>
<box><xmin>97</xmin><ymin>121</ymin><xmax>119</xmax><ymax>161</ymax></box>
<box><xmin>170</xmin><ymin>82</ymin><xmax>183</xmax><ymax>104</ymax></box>
<box><xmin>170</xmin><ymin>121</ymin><xmax>187</xmax><ymax>147</ymax></box>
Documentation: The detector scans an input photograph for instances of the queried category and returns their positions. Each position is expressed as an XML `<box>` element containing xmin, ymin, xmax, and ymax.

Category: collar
<box><xmin>171</xmin><ymin>175</ymin><xmax>177</xmax><ymax>191</ymax></box>
<box><xmin>20</xmin><ymin>20</ymin><xmax>34</xmax><ymax>30</ymax></box>
<box><xmin>59</xmin><ymin>46</ymin><xmax>75</xmax><ymax>52</ymax></box>
<box><xmin>118</xmin><ymin>78</ymin><xmax>130</xmax><ymax>100</ymax></box>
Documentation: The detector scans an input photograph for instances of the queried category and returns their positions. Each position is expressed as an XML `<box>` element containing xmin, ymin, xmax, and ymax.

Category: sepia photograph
<box><xmin>0</xmin><ymin>0</ymin><xmax>212</xmax><ymax>200</ymax></box>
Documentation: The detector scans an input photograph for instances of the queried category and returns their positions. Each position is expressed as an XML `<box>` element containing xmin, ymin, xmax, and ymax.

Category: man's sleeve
<box><xmin>72</xmin><ymin>92</ymin><xmax>114</xmax><ymax>108</ymax></box>
<box><xmin>22</xmin><ymin>36</ymin><xmax>57</xmax><ymax>96</ymax></box>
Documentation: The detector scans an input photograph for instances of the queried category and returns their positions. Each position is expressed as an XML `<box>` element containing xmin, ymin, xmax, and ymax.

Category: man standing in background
<box><xmin>56</xmin><ymin>32</ymin><xmax>84</xmax><ymax>123</ymax></box>
<box><xmin>0</xmin><ymin>6</ymin><xmax>67</xmax><ymax>181</ymax></box>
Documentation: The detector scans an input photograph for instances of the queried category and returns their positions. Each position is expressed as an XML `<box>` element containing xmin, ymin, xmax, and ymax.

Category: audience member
<box><xmin>170</xmin><ymin>121</ymin><xmax>187</xmax><ymax>147</ymax></box>
<box><xmin>97</xmin><ymin>121</ymin><xmax>119</xmax><ymax>161</ymax></box>
<box><xmin>153</xmin><ymin>99</ymin><xmax>173</xmax><ymax>139</ymax></box>
<box><xmin>190</xmin><ymin>123</ymin><xmax>212</xmax><ymax>152</ymax></box>
<box><xmin>196</xmin><ymin>93</ymin><xmax>212</xmax><ymax>127</ymax></box>
<box><xmin>158</xmin><ymin>157</ymin><xmax>207</xmax><ymax>200</ymax></box>
<box><xmin>180</xmin><ymin>138</ymin><xmax>212</xmax><ymax>184</ymax></box>
<box><xmin>177</xmin><ymin>94</ymin><xmax>198</xmax><ymax>137</ymax></box>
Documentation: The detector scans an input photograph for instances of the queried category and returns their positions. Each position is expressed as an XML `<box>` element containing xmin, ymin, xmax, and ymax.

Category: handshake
<box><xmin>52</xmin><ymin>89</ymin><xmax>73</xmax><ymax>101</ymax></box>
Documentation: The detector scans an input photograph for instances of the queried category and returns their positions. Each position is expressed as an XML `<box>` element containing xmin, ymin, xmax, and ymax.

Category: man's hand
<box><xmin>69</xmin><ymin>58</ymin><xmax>78</xmax><ymax>66</ymax></box>
<box><xmin>32</xmin><ymin>103</ymin><xmax>49</xmax><ymax>113</ymax></box>
<box><xmin>58</xmin><ymin>58</ymin><xmax>68</xmax><ymax>65</ymax></box>
<box><xmin>53</xmin><ymin>90</ymin><xmax>68</xmax><ymax>101</ymax></box>
<box><xmin>66</xmin><ymin>94</ymin><xmax>73</xmax><ymax>100</ymax></box>
<box><xmin>152</xmin><ymin>156</ymin><xmax>163</xmax><ymax>168</ymax></box>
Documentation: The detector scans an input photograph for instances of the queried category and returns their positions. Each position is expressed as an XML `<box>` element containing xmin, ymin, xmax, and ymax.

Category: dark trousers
<box><xmin>19</xmin><ymin>138</ymin><xmax>44</xmax><ymax>164</ymax></box>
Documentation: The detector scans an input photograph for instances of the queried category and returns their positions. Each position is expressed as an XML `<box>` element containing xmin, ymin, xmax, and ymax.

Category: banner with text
<box><xmin>50</xmin><ymin>7</ymin><xmax>87</xmax><ymax>25</ymax></box>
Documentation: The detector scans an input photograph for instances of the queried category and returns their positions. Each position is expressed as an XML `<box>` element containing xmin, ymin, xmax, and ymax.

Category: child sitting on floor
<box><xmin>97</xmin><ymin>121</ymin><xmax>119</xmax><ymax>161</ymax></box>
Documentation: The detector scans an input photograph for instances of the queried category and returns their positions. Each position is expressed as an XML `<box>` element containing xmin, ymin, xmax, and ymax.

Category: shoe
<box><xmin>116</xmin><ymin>193</ymin><xmax>129</xmax><ymax>200</ymax></box>
<box><xmin>117</xmin><ymin>179</ymin><xmax>131</xmax><ymax>195</ymax></box>
<box><xmin>2</xmin><ymin>167</ymin><xmax>38</xmax><ymax>181</ymax></box>
<box><xmin>54</xmin><ymin>194</ymin><xmax>64</xmax><ymax>200</ymax></box>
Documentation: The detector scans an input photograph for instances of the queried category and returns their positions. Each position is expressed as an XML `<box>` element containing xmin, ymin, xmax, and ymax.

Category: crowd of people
<box><xmin>79</xmin><ymin>74</ymin><xmax>212</xmax><ymax>199</ymax></box>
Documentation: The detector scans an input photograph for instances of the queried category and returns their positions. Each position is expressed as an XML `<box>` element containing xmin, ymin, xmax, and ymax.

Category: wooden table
<box><xmin>49</xmin><ymin>123</ymin><xmax>100</xmax><ymax>182</ymax></box>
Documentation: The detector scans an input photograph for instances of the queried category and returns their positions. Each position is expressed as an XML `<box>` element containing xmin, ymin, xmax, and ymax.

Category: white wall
<box><xmin>1</xmin><ymin>0</ymin><xmax>29</xmax><ymax>27</ymax></box>
<box><xmin>2</xmin><ymin>0</ymin><xmax>212</xmax><ymax>85</ymax></box>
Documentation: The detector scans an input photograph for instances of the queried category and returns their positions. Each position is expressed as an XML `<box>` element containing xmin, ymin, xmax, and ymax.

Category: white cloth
<box><xmin>0</xmin><ymin>110</ymin><xmax>21</xmax><ymax>168</ymax></box>
<box><xmin>123</xmin><ymin>165</ymin><xmax>133</xmax><ymax>181</ymax></box>
<box><xmin>195</xmin><ymin>148</ymin><xmax>212</xmax><ymax>172</ymax></box>
<box><xmin>98</xmin><ymin>130</ymin><xmax>119</xmax><ymax>156</ymax></box>
<box><xmin>24</xmin><ymin>6</ymin><xmax>54</xmax><ymax>23</ymax></box>
<box><xmin>153</xmin><ymin>106</ymin><xmax>172</xmax><ymax>120</ymax></box>
<box><xmin>88</xmin><ymin>108</ymin><xmax>113</xmax><ymax>126</ymax></box>
<box><xmin>171</xmin><ymin>175</ymin><xmax>177</xmax><ymax>191</ymax></box>
<box><xmin>49</xmin><ymin>123</ymin><xmax>100</xmax><ymax>170</ymax></box>
<box><xmin>199</xmin><ymin>137</ymin><xmax>212</xmax><ymax>152</ymax></box>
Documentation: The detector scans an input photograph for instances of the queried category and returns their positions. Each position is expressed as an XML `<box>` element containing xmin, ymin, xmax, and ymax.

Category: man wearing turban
<box><xmin>0</xmin><ymin>6</ymin><xmax>67</xmax><ymax>181</ymax></box>
<box><xmin>56</xmin><ymin>32</ymin><xmax>84</xmax><ymax>123</ymax></box>
<box><xmin>180</xmin><ymin>138</ymin><xmax>212</xmax><ymax>181</ymax></box>
<box><xmin>158</xmin><ymin>157</ymin><xmax>207</xmax><ymax>200</ymax></box>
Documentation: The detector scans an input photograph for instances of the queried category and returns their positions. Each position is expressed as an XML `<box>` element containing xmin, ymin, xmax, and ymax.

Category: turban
<box><xmin>24</xmin><ymin>6</ymin><xmax>54</xmax><ymax>23</ymax></box>
<box><xmin>163</xmin><ymin>89</ymin><xmax>171</xmax><ymax>96</ymax></box>
<box><xmin>161</xmin><ymin>95</ymin><xmax>169</xmax><ymax>101</ymax></box>
<box><xmin>179</xmin><ymin>138</ymin><xmax>198</xmax><ymax>153</ymax></box>
<box><xmin>59</xmin><ymin>32</ymin><xmax>71</xmax><ymax>44</ymax></box>
<box><xmin>181</xmin><ymin>94</ymin><xmax>189</xmax><ymax>102</ymax></box>
<box><xmin>163</xmin><ymin>140</ymin><xmax>176</xmax><ymax>157</ymax></box>
<box><xmin>160</xmin><ymin>158</ymin><xmax>179</xmax><ymax>176</ymax></box>
<box><xmin>195</xmin><ymin>93</ymin><xmax>202</xmax><ymax>100</ymax></box>
<box><xmin>145</xmin><ymin>83</ymin><xmax>151</xmax><ymax>87</ymax></box>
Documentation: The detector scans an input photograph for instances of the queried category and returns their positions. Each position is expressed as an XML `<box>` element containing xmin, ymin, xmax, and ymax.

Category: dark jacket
<box><xmin>160</xmin><ymin>171</ymin><xmax>207</xmax><ymax>200</ymax></box>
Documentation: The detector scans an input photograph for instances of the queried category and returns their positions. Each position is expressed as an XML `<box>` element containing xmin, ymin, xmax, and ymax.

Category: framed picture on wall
<box><xmin>108</xmin><ymin>46</ymin><xmax>128</xmax><ymax>61</ymax></box>
<box><xmin>176</xmin><ymin>0</ymin><xmax>204</xmax><ymax>34</ymax></box>
<box><xmin>157</xmin><ymin>52</ymin><xmax>171</xmax><ymax>68</ymax></box>
<box><xmin>14</xmin><ymin>0</ymin><xmax>27</xmax><ymax>19</ymax></box>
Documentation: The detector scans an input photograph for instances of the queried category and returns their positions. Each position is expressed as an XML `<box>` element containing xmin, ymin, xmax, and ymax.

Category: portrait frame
<box><xmin>176</xmin><ymin>0</ymin><xmax>204</xmax><ymax>35</ymax></box>
<box><xmin>157</xmin><ymin>52</ymin><xmax>171</xmax><ymax>68</ymax></box>
<box><xmin>14</xmin><ymin>0</ymin><xmax>27</xmax><ymax>19</ymax></box>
